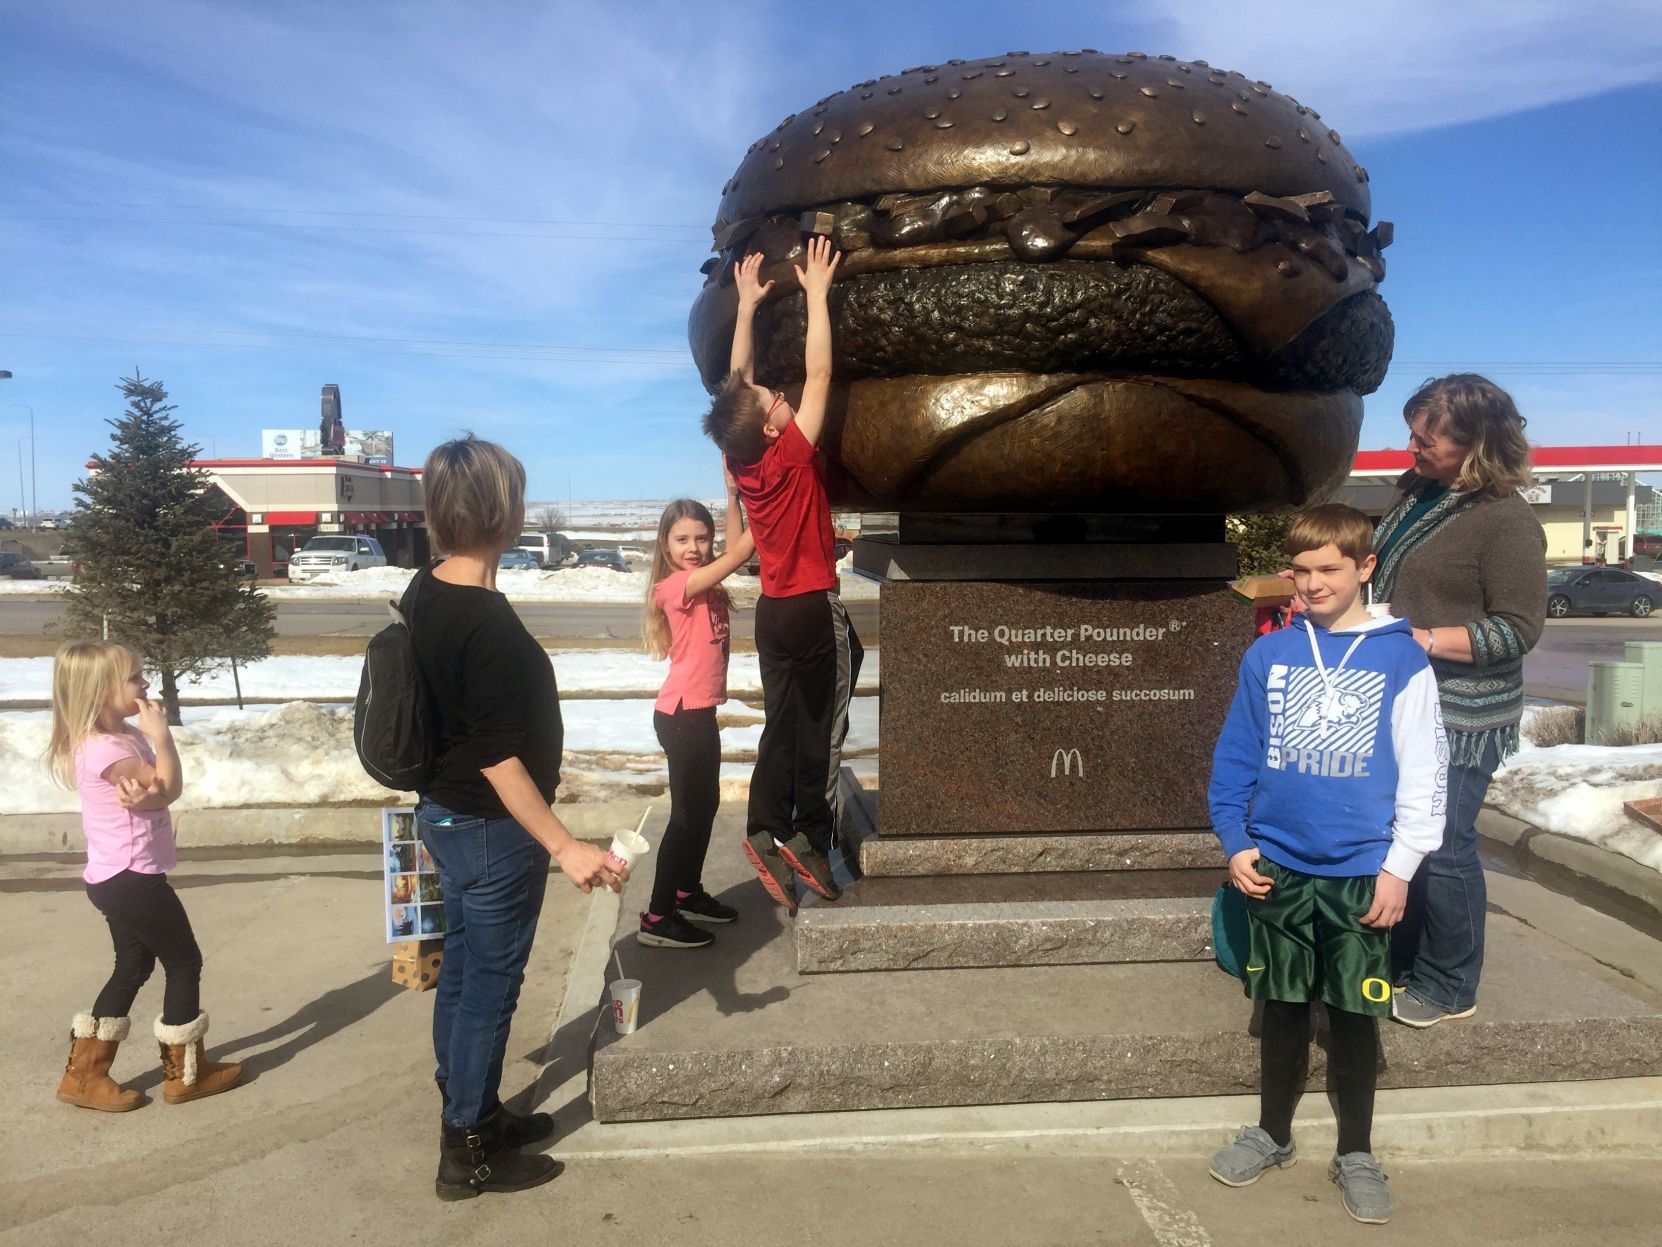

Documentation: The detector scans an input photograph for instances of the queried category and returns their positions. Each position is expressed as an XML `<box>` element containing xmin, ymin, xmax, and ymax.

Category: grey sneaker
<box><xmin>741</xmin><ymin>832</ymin><xmax>798</xmax><ymax>914</ymax></box>
<box><xmin>1329</xmin><ymin>1152</ymin><xmax>1392</xmax><ymax>1224</ymax></box>
<box><xmin>778</xmin><ymin>832</ymin><xmax>842</xmax><ymax>901</ymax></box>
<box><xmin>1208</xmin><ymin>1125</ymin><xmax>1296</xmax><ymax>1187</ymax></box>
<box><xmin>1391</xmin><ymin>990</ymin><xmax>1477</xmax><ymax>1029</ymax></box>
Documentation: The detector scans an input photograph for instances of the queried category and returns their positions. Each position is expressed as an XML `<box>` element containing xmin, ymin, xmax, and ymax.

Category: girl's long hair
<box><xmin>643</xmin><ymin>499</ymin><xmax>728</xmax><ymax>660</ymax></box>
<box><xmin>46</xmin><ymin>641</ymin><xmax>140</xmax><ymax>788</ymax></box>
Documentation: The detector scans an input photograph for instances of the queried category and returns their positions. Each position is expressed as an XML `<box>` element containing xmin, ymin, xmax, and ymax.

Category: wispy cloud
<box><xmin>1142</xmin><ymin>0</ymin><xmax>1662</xmax><ymax>137</ymax></box>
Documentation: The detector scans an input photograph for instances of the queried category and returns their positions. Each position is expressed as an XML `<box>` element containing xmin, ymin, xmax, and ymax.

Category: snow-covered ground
<box><xmin>0</xmin><ymin>649</ymin><xmax>880</xmax><ymax>704</ymax></box>
<box><xmin>1490</xmin><ymin>720</ymin><xmax>1662</xmax><ymax>872</ymax></box>
<box><xmin>262</xmin><ymin>564</ymin><xmax>879</xmax><ymax>603</ymax></box>
<box><xmin>0</xmin><ymin>697</ymin><xmax>878</xmax><ymax>815</ymax></box>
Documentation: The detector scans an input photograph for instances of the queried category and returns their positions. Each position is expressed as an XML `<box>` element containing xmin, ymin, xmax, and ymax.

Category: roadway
<box><xmin>0</xmin><ymin>598</ymin><xmax>1637</xmax><ymax>699</ymax></box>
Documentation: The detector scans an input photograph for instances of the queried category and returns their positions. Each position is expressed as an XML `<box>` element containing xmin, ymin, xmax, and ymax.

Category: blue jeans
<box><xmin>416</xmin><ymin>800</ymin><xmax>549</xmax><ymax>1128</ymax></box>
<box><xmin>1392</xmin><ymin>736</ymin><xmax>1500</xmax><ymax>1012</ymax></box>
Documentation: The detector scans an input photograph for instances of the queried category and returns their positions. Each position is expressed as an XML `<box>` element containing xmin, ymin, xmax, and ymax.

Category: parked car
<box><xmin>287</xmin><ymin>534</ymin><xmax>388</xmax><ymax>582</ymax></box>
<box><xmin>38</xmin><ymin>517</ymin><xmax>58</xmax><ymax>531</ymax></box>
<box><xmin>239</xmin><ymin>546</ymin><xmax>292</xmax><ymax>580</ymax></box>
<box><xmin>0</xmin><ymin>552</ymin><xmax>41</xmax><ymax>579</ymax></box>
<box><xmin>515</xmin><ymin>531</ymin><xmax>574</xmax><ymax>567</ymax></box>
<box><xmin>1546</xmin><ymin>566</ymin><xmax>1657</xmax><ymax>618</ymax></box>
<box><xmin>573</xmin><ymin>548</ymin><xmax>629</xmax><ymax>573</ymax></box>
<box><xmin>498</xmin><ymin>549</ymin><xmax>541</xmax><ymax>571</ymax></box>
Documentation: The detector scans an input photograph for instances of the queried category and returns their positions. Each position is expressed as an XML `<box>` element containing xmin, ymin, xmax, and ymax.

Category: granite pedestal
<box><xmin>588</xmin><ymin>816</ymin><xmax>1662</xmax><ymax>1122</ymax></box>
<box><xmin>878</xmin><ymin>576</ymin><xmax>1246</xmax><ymax>837</ymax></box>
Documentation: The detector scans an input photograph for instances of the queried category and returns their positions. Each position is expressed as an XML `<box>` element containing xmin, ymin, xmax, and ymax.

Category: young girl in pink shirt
<box><xmin>636</xmin><ymin>484</ymin><xmax>755</xmax><ymax>948</ymax></box>
<box><xmin>47</xmin><ymin>641</ymin><xmax>242</xmax><ymax>1110</ymax></box>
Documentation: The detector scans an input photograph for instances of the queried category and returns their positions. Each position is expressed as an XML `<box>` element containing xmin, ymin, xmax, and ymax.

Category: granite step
<box><xmin>795</xmin><ymin>869</ymin><xmax>1222</xmax><ymax>973</ymax></box>
<box><xmin>839</xmin><ymin>771</ymin><xmax>1224</xmax><ymax>878</ymax></box>
<box><xmin>589</xmin><ymin>815</ymin><xmax>1662</xmax><ymax>1123</ymax></box>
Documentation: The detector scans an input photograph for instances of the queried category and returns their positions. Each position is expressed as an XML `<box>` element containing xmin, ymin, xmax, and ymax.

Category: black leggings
<box><xmin>1259</xmin><ymin>1000</ymin><xmax>1379</xmax><ymax>1156</ymax></box>
<box><xmin>85</xmin><ymin>870</ymin><xmax>203</xmax><ymax>1025</ymax></box>
<box><xmin>650</xmin><ymin>705</ymin><xmax>721</xmax><ymax>916</ymax></box>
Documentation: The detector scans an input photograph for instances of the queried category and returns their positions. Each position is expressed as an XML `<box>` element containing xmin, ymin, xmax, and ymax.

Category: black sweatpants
<box><xmin>747</xmin><ymin>589</ymin><xmax>862</xmax><ymax>854</ymax></box>
<box><xmin>85</xmin><ymin>869</ymin><xmax>203</xmax><ymax>1025</ymax></box>
<box><xmin>650</xmin><ymin>704</ymin><xmax>721</xmax><ymax>916</ymax></box>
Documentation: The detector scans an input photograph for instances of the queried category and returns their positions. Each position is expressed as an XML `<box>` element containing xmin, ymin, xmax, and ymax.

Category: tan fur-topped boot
<box><xmin>57</xmin><ymin>1013</ymin><xmax>144</xmax><ymax>1111</ymax></box>
<box><xmin>155</xmin><ymin>1012</ymin><xmax>243</xmax><ymax>1104</ymax></box>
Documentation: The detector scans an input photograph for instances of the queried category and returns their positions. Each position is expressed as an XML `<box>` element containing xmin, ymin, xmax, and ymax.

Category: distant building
<box><xmin>195</xmin><ymin>458</ymin><xmax>426</xmax><ymax>577</ymax></box>
<box><xmin>1341</xmin><ymin>446</ymin><xmax>1662</xmax><ymax>565</ymax></box>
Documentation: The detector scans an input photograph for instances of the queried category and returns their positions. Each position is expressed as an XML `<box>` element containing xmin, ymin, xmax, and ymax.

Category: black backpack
<box><xmin>354</xmin><ymin>567</ymin><xmax>438</xmax><ymax>791</ymax></box>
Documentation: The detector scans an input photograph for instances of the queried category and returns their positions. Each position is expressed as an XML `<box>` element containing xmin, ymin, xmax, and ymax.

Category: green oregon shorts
<box><xmin>1243</xmin><ymin>858</ymin><xmax>1393</xmax><ymax>1017</ymax></box>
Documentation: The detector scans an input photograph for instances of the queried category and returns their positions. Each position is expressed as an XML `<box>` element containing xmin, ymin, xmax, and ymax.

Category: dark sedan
<box><xmin>0</xmin><ymin>552</ymin><xmax>40</xmax><ymax>579</ymax></box>
<box><xmin>1546</xmin><ymin>566</ymin><xmax>1657</xmax><ymax>618</ymax></box>
<box><xmin>573</xmin><ymin>548</ymin><xmax>629</xmax><ymax>573</ymax></box>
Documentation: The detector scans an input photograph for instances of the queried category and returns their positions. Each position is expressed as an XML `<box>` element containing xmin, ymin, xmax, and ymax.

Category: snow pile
<box><xmin>0</xmin><ymin>697</ymin><xmax>879</xmax><ymax>815</ymax></box>
<box><xmin>1489</xmin><ymin>716</ymin><xmax>1662</xmax><ymax>871</ymax></box>
<box><xmin>0</xmin><ymin>579</ymin><xmax>69</xmax><ymax>594</ymax></box>
<box><xmin>0</xmin><ymin>703</ymin><xmax>411</xmax><ymax>814</ymax></box>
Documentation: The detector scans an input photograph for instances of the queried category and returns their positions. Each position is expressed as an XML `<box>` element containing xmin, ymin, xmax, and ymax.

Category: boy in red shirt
<box><xmin>702</xmin><ymin>236</ymin><xmax>862</xmax><ymax>908</ymax></box>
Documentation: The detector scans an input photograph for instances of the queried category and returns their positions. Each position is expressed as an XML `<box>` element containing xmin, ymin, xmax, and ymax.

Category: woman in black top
<box><xmin>411</xmin><ymin>435</ymin><xmax>623</xmax><ymax>1202</ymax></box>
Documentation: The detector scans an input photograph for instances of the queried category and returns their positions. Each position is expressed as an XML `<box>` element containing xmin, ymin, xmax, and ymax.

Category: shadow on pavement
<box><xmin>122</xmin><ymin>964</ymin><xmax>402</xmax><ymax>1092</ymax></box>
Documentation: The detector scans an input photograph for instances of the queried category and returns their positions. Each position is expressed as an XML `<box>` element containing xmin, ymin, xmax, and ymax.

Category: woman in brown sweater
<box><xmin>1369</xmin><ymin>375</ymin><xmax>1546</xmax><ymax>1028</ymax></box>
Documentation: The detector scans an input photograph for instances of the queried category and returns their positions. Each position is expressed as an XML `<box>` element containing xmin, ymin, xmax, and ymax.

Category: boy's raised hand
<box><xmin>734</xmin><ymin>252</ymin><xmax>774</xmax><ymax>311</ymax></box>
<box><xmin>1228</xmin><ymin>846</ymin><xmax>1274</xmax><ymax>899</ymax></box>
<box><xmin>1360</xmin><ymin>868</ymin><xmax>1408</xmax><ymax>928</ymax></box>
<box><xmin>796</xmin><ymin>234</ymin><xmax>840</xmax><ymax>298</ymax></box>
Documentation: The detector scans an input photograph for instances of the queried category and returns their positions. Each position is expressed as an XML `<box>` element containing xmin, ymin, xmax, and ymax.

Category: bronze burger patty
<box><xmin>714</xmin><ymin>261</ymin><xmax>1392</xmax><ymax>396</ymax></box>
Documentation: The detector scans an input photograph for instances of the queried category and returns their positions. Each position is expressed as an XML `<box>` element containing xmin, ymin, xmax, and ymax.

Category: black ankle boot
<box><xmin>435</xmin><ymin>1114</ymin><xmax>563</xmax><ymax>1201</ymax></box>
<box><xmin>436</xmin><ymin>1078</ymin><xmax>555</xmax><ymax>1148</ymax></box>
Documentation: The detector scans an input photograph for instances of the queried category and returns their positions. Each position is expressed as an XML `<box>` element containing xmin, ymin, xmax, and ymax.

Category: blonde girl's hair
<box><xmin>46</xmin><ymin>641</ymin><xmax>140</xmax><ymax>788</ymax></box>
<box><xmin>643</xmin><ymin>499</ymin><xmax>728</xmax><ymax>660</ymax></box>
<box><xmin>1402</xmin><ymin>374</ymin><xmax>1534</xmax><ymax>498</ymax></box>
<box><xmin>423</xmin><ymin>434</ymin><xmax>526</xmax><ymax>555</ymax></box>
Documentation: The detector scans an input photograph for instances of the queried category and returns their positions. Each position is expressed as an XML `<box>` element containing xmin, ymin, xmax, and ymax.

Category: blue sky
<box><xmin>3</xmin><ymin>1</ymin><xmax>1660</xmax><ymax>508</ymax></box>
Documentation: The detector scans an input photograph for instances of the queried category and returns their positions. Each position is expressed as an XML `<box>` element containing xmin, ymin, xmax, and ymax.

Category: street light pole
<box><xmin>16</xmin><ymin>438</ymin><xmax>28</xmax><ymax>527</ymax></box>
<box><xmin>0</xmin><ymin>376</ymin><xmax>35</xmax><ymax>529</ymax></box>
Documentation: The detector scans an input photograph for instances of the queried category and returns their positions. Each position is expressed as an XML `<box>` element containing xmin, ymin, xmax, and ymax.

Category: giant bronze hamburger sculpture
<box><xmin>689</xmin><ymin>50</ymin><xmax>1391</xmax><ymax>513</ymax></box>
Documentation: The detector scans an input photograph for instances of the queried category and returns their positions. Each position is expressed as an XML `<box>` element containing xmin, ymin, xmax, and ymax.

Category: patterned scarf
<box><xmin>1372</xmin><ymin>477</ymin><xmax>1521</xmax><ymax>767</ymax></box>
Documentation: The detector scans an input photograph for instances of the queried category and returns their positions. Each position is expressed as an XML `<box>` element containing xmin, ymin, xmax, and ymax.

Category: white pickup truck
<box><xmin>287</xmin><ymin>534</ymin><xmax>388</xmax><ymax>581</ymax></box>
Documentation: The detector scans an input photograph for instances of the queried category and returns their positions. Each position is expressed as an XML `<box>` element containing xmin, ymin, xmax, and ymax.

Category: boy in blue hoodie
<box><xmin>1206</xmin><ymin>503</ymin><xmax>1447</xmax><ymax>1226</ymax></box>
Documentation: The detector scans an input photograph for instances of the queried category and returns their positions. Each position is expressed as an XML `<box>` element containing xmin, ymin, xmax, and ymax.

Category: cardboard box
<box><xmin>1230</xmin><ymin>574</ymin><xmax>1296</xmax><ymax>609</ymax></box>
<box><xmin>391</xmin><ymin>939</ymin><xmax>444</xmax><ymax>992</ymax></box>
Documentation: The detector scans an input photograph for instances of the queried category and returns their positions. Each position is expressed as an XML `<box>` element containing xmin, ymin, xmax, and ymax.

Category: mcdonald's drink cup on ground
<box><xmin>607</xmin><ymin>828</ymin><xmax>649</xmax><ymax>872</ymax></box>
<box><xmin>609</xmin><ymin>978</ymin><xmax>641</xmax><ymax>1035</ymax></box>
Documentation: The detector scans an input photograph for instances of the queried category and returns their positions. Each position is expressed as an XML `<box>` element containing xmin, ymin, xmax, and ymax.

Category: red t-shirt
<box><xmin>653</xmin><ymin>569</ymin><xmax>731</xmax><ymax>713</ymax></box>
<box><xmin>727</xmin><ymin>421</ymin><xmax>837</xmax><ymax>598</ymax></box>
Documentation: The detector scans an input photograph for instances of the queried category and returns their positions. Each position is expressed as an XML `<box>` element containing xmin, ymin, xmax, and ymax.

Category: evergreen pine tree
<box><xmin>61</xmin><ymin>371</ymin><xmax>275</xmax><ymax>724</ymax></box>
<box><xmin>1226</xmin><ymin>512</ymin><xmax>1296</xmax><ymax>576</ymax></box>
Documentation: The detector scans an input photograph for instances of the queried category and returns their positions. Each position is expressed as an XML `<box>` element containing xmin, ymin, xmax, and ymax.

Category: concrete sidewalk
<box><xmin>3</xmin><ymin>845</ymin><xmax>1661</xmax><ymax>1245</ymax></box>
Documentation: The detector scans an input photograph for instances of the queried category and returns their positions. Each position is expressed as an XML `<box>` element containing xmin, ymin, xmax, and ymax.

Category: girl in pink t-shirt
<box><xmin>636</xmin><ymin>487</ymin><xmax>755</xmax><ymax>948</ymax></box>
<box><xmin>45</xmin><ymin>641</ymin><xmax>241</xmax><ymax>1112</ymax></box>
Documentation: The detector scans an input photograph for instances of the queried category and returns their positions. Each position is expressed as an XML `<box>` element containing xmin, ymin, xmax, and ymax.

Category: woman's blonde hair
<box><xmin>643</xmin><ymin>499</ymin><xmax>729</xmax><ymax>660</ymax></box>
<box><xmin>46</xmin><ymin>641</ymin><xmax>140</xmax><ymax>788</ymax></box>
<box><xmin>1403</xmin><ymin>374</ymin><xmax>1533</xmax><ymax>497</ymax></box>
<box><xmin>423</xmin><ymin>434</ymin><xmax>526</xmax><ymax>555</ymax></box>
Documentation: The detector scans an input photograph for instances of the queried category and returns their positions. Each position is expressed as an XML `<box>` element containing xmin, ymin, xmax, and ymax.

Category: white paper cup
<box><xmin>609</xmin><ymin>978</ymin><xmax>641</xmax><ymax>1035</ymax></box>
<box><xmin>1366</xmin><ymin>601</ymin><xmax>1394</xmax><ymax>619</ymax></box>
<box><xmin>607</xmin><ymin>828</ymin><xmax>649</xmax><ymax>872</ymax></box>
